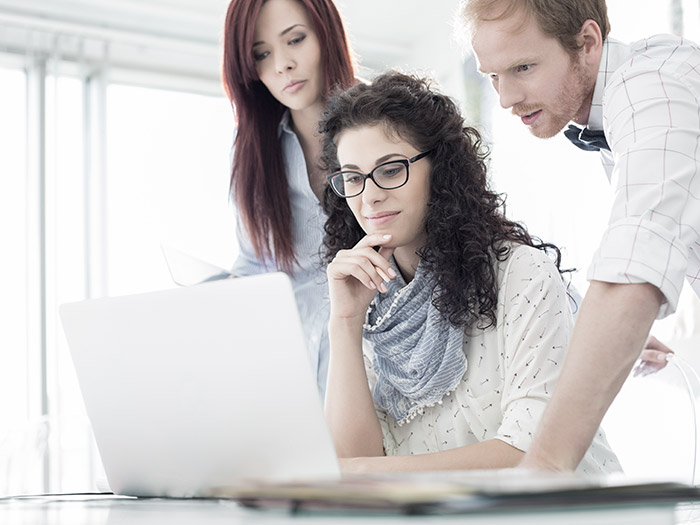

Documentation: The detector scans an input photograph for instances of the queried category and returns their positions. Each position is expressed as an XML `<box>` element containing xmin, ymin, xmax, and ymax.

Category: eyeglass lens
<box><xmin>335</xmin><ymin>161</ymin><xmax>408</xmax><ymax>197</ymax></box>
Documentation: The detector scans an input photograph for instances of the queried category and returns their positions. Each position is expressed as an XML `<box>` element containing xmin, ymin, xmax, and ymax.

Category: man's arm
<box><xmin>520</xmin><ymin>280</ymin><xmax>663</xmax><ymax>471</ymax></box>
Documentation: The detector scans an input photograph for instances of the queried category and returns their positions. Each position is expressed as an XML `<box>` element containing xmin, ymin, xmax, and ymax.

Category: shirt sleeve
<box><xmin>230</xmin><ymin>211</ymin><xmax>275</xmax><ymax>276</ymax></box>
<box><xmin>589</xmin><ymin>44</ymin><xmax>700</xmax><ymax>318</ymax></box>
<box><xmin>493</xmin><ymin>245</ymin><xmax>573</xmax><ymax>453</ymax></box>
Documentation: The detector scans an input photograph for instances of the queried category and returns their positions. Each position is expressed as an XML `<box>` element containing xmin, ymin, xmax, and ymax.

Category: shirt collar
<box><xmin>587</xmin><ymin>37</ymin><xmax>631</xmax><ymax>131</ymax></box>
<box><xmin>278</xmin><ymin>109</ymin><xmax>294</xmax><ymax>137</ymax></box>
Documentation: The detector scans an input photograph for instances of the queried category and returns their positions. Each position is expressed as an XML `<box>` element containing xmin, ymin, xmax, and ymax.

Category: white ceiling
<box><xmin>0</xmin><ymin>0</ymin><xmax>227</xmax><ymax>45</ymax></box>
<box><xmin>0</xmin><ymin>0</ymin><xmax>467</xmax><ymax>98</ymax></box>
<box><xmin>335</xmin><ymin>0</ymin><xmax>464</xmax><ymax>72</ymax></box>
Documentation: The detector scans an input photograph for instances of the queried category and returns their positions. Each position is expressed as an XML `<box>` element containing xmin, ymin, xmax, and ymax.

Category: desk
<box><xmin>2</xmin><ymin>496</ymin><xmax>699</xmax><ymax>525</ymax></box>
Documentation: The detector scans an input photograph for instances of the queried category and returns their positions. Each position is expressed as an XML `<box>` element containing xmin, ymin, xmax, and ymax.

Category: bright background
<box><xmin>1</xmin><ymin>0</ymin><xmax>700</xmax><ymax>494</ymax></box>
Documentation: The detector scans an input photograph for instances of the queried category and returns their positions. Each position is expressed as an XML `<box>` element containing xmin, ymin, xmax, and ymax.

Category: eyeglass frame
<box><xmin>326</xmin><ymin>150</ymin><xmax>433</xmax><ymax>198</ymax></box>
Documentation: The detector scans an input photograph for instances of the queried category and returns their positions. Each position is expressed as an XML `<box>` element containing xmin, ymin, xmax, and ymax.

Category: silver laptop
<box><xmin>59</xmin><ymin>273</ymin><xmax>340</xmax><ymax>497</ymax></box>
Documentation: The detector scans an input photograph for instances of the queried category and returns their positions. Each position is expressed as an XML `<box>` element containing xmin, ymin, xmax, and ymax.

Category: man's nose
<box><xmin>496</xmin><ymin>78</ymin><xmax>524</xmax><ymax>109</ymax></box>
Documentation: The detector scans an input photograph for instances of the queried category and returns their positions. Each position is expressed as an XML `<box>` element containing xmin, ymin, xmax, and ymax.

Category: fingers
<box><xmin>644</xmin><ymin>335</ymin><xmax>674</xmax><ymax>355</ymax></box>
<box><xmin>355</xmin><ymin>234</ymin><xmax>397</xmax><ymax>284</ymax></box>
<box><xmin>632</xmin><ymin>336</ymin><xmax>674</xmax><ymax>377</ymax></box>
<box><xmin>377</xmin><ymin>245</ymin><xmax>395</xmax><ymax>268</ymax></box>
<box><xmin>639</xmin><ymin>349</ymin><xmax>671</xmax><ymax>363</ymax></box>
<box><xmin>634</xmin><ymin>349</ymin><xmax>671</xmax><ymax>377</ymax></box>
<box><xmin>632</xmin><ymin>359</ymin><xmax>668</xmax><ymax>378</ymax></box>
<box><xmin>331</xmin><ymin>251</ymin><xmax>396</xmax><ymax>292</ymax></box>
<box><xmin>330</xmin><ymin>234</ymin><xmax>398</xmax><ymax>293</ymax></box>
<box><xmin>354</xmin><ymin>233</ymin><xmax>393</xmax><ymax>252</ymax></box>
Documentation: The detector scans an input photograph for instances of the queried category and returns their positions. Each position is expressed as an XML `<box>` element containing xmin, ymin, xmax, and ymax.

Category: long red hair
<box><xmin>222</xmin><ymin>0</ymin><xmax>355</xmax><ymax>273</ymax></box>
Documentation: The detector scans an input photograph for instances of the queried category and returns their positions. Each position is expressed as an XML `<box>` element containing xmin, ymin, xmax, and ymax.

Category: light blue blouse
<box><xmin>230</xmin><ymin>111</ymin><xmax>330</xmax><ymax>399</ymax></box>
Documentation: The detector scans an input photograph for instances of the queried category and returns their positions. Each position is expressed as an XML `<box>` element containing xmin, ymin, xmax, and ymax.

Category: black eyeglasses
<box><xmin>327</xmin><ymin>150</ymin><xmax>432</xmax><ymax>198</ymax></box>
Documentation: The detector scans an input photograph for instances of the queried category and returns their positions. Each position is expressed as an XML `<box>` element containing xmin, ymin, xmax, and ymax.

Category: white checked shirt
<box><xmin>585</xmin><ymin>36</ymin><xmax>700</xmax><ymax>318</ymax></box>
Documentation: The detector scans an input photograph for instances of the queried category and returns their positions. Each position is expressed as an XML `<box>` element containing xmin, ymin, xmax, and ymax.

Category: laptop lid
<box><xmin>59</xmin><ymin>273</ymin><xmax>339</xmax><ymax>497</ymax></box>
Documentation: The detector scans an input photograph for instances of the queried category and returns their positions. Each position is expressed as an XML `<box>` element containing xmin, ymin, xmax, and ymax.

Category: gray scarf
<box><xmin>364</xmin><ymin>259</ymin><xmax>467</xmax><ymax>426</ymax></box>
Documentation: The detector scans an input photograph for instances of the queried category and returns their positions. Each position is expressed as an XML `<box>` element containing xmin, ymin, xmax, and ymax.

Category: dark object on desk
<box><xmin>217</xmin><ymin>470</ymin><xmax>700</xmax><ymax>516</ymax></box>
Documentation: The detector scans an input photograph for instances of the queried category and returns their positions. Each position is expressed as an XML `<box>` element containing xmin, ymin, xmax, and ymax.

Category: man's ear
<box><xmin>578</xmin><ymin>19</ymin><xmax>603</xmax><ymax>66</ymax></box>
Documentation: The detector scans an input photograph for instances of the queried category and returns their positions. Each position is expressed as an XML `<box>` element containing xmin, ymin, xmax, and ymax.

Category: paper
<box><xmin>161</xmin><ymin>244</ymin><xmax>231</xmax><ymax>286</ymax></box>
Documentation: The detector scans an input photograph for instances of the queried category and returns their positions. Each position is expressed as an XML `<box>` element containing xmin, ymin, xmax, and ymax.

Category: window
<box><xmin>0</xmin><ymin>65</ymin><xmax>34</xmax><ymax>496</ymax></box>
<box><xmin>0</xmin><ymin>60</ymin><xmax>234</xmax><ymax>495</ymax></box>
<box><xmin>105</xmin><ymin>84</ymin><xmax>235</xmax><ymax>297</ymax></box>
<box><xmin>3</xmin><ymin>0</ymin><xmax>700</xmax><ymax>495</ymax></box>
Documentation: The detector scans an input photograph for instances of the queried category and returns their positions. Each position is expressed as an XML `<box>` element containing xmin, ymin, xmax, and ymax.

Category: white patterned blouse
<box><xmin>362</xmin><ymin>244</ymin><xmax>621</xmax><ymax>474</ymax></box>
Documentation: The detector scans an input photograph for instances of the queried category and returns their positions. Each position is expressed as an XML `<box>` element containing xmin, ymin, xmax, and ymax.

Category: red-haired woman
<box><xmin>222</xmin><ymin>0</ymin><xmax>355</xmax><ymax>397</ymax></box>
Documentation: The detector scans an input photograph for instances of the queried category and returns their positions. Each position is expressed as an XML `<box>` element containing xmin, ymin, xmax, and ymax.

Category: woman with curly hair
<box><xmin>320</xmin><ymin>71</ymin><xmax>619</xmax><ymax>474</ymax></box>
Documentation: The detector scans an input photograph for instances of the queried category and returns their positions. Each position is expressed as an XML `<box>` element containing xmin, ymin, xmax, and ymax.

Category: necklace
<box><xmin>363</xmin><ymin>280</ymin><xmax>413</xmax><ymax>332</ymax></box>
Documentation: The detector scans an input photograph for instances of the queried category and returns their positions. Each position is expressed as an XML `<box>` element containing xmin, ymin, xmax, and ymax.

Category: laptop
<box><xmin>59</xmin><ymin>272</ymin><xmax>340</xmax><ymax>498</ymax></box>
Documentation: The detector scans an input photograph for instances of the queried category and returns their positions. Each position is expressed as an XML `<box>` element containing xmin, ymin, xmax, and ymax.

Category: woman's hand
<box><xmin>632</xmin><ymin>335</ymin><xmax>674</xmax><ymax>377</ymax></box>
<box><xmin>325</xmin><ymin>234</ymin><xmax>395</xmax><ymax>458</ymax></box>
<box><xmin>327</xmin><ymin>233</ymin><xmax>396</xmax><ymax>320</ymax></box>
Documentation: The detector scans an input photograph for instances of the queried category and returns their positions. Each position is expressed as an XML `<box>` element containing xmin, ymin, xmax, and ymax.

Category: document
<box><xmin>161</xmin><ymin>244</ymin><xmax>231</xmax><ymax>286</ymax></box>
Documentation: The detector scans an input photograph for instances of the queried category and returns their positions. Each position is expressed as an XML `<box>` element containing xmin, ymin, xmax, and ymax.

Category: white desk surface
<box><xmin>1</xmin><ymin>496</ymin><xmax>699</xmax><ymax>525</ymax></box>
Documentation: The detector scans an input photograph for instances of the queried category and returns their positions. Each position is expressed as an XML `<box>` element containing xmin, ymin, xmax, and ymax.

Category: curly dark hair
<box><xmin>319</xmin><ymin>71</ymin><xmax>567</xmax><ymax>329</ymax></box>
